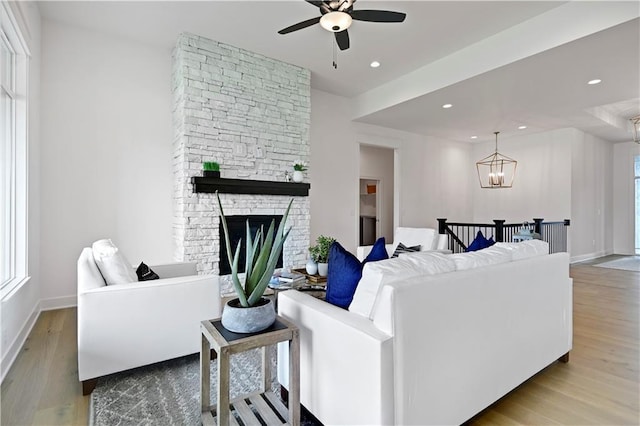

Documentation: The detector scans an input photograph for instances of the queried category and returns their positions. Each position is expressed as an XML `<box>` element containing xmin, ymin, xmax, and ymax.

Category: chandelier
<box><xmin>476</xmin><ymin>132</ymin><xmax>517</xmax><ymax>189</ymax></box>
<box><xmin>631</xmin><ymin>115</ymin><xmax>640</xmax><ymax>144</ymax></box>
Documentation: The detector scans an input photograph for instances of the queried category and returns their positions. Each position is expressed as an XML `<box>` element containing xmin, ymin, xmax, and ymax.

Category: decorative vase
<box><xmin>306</xmin><ymin>259</ymin><xmax>318</xmax><ymax>275</ymax></box>
<box><xmin>221</xmin><ymin>297</ymin><xmax>276</xmax><ymax>333</ymax></box>
<box><xmin>317</xmin><ymin>262</ymin><xmax>328</xmax><ymax>277</ymax></box>
<box><xmin>292</xmin><ymin>170</ymin><xmax>304</xmax><ymax>183</ymax></box>
<box><xmin>203</xmin><ymin>170</ymin><xmax>220</xmax><ymax>178</ymax></box>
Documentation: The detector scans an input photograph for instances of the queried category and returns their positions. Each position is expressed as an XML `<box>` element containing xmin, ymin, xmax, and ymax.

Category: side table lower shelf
<box><xmin>200</xmin><ymin>317</ymin><xmax>300</xmax><ymax>426</ymax></box>
<box><xmin>202</xmin><ymin>390</ymin><xmax>289</xmax><ymax>426</ymax></box>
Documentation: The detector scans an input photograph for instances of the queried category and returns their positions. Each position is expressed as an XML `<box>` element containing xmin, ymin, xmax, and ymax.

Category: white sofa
<box><xmin>278</xmin><ymin>241</ymin><xmax>572</xmax><ymax>425</ymax></box>
<box><xmin>356</xmin><ymin>226</ymin><xmax>449</xmax><ymax>261</ymax></box>
<box><xmin>77</xmin><ymin>247</ymin><xmax>220</xmax><ymax>394</ymax></box>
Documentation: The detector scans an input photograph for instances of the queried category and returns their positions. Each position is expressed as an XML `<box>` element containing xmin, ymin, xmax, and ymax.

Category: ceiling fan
<box><xmin>278</xmin><ymin>0</ymin><xmax>406</xmax><ymax>51</ymax></box>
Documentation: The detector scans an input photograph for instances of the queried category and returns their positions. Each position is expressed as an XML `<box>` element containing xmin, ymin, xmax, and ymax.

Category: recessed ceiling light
<box><xmin>587</xmin><ymin>79</ymin><xmax>602</xmax><ymax>85</ymax></box>
<box><xmin>518</xmin><ymin>125</ymin><xmax>527</xmax><ymax>130</ymax></box>
<box><xmin>370</xmin><ymin>61</ymin><xmax>380</xmax><ymax>68</ymax></box>
<box><xmin>442</xmin><ymin>104</ymin><xmax>453</xmax><ymax>109</ymax></box>
<box><xmin>470</xmin><ymin>136</ymin><xmax>478</xmax><ymax>140</ymax></box>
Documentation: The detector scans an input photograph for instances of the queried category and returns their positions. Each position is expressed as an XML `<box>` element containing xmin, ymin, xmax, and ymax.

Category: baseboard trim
<box><xmin>39</xmin><ymin>295</ymin><xmax>77</xmax><ymax>311</ymax></box>
<box><xmin>570</xmin><ymin>250</ymin><xmax>612</xmax><ymax>264</ymax></box>
<box><xmin>1</xmin><ymin>303</ymin><xmax>40</xmax><ymax>384</ymax></box>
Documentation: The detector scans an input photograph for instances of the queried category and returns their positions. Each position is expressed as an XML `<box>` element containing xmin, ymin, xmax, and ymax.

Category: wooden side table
<box><xmin>200</xmin><ymin>316</ymin><xmax>300</xmax><ymax>426</ymax></box>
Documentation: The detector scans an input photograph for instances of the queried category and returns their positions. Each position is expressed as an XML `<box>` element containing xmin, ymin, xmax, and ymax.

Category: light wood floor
<box><xmin>1</xmin><ymin>258</ymin><xmax>638</xmax><ymax>425</ymax></box>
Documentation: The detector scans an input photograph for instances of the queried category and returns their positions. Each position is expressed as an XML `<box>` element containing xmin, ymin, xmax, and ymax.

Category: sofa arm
<box><xmin>277</xmin><ymin>291</ymin><xmax>394</xmax><ymax>426</ymax></box>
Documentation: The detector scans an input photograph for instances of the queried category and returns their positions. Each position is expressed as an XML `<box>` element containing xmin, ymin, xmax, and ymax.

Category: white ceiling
<box><xmin>38</xmin><ymin>1</ymin><xmax>640</xmax><ymax>143</ymax></box>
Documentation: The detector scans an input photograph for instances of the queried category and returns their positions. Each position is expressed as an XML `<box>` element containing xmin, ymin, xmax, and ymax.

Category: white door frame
<box><xmin>356</xmin><ymin>140</ymin><xmax>400</xmax><ymax>249</ymax></box>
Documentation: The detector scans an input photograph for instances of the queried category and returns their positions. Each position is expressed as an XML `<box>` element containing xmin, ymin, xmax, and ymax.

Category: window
<box><xmin>1</xmin><ymin>2</ymin><xmax>29</xmax><ymax>298</ymax></box>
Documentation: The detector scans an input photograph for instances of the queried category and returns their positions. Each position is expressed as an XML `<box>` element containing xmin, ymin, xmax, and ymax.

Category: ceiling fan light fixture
<box><xmin>320</xmin><ymin>11</ymin><xmax>352</xmax><ymax>32</ymax></box>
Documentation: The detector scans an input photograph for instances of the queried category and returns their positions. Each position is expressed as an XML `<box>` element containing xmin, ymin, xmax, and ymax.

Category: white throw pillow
<box><xmin>92</xmin><ymin>239</ymin><xmax>138</xmax><ymax>285</ymax></box>
<box><xmin>349</xmin><ymin>252</ymin><xmax>455</xmax><ymax>319</ymax></box>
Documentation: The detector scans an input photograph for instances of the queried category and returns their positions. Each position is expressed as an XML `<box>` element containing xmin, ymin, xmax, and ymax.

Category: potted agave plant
<box><xmin>217</xmin><ymin>192</ymin><xmax>292</xmax><ymax>333</ymax></box>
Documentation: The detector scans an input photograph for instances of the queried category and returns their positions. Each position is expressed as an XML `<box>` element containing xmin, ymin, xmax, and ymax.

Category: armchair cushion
<box><xmin>394</xmin><ymin>227</ymin><xmax>437</xmax><ymax>251</ymax></box>
<box><xmin>91</xmin><ymin>239</ymin><xmax>137</xmax><ymax>285</ymax></box>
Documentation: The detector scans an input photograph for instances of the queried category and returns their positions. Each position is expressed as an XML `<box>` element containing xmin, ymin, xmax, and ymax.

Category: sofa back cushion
<box><xmin>349</xmin><ymin>252</ymin><xmax>456</xmax><ymax>319</ymax></box>
<box><xmin>92</xmin><ymin>239</ymin><xmax>138</xmax><ymax>285</ymax></box>
<box><xmin>450</xmin><ymin>245</ymin><xmax>512</xmax><ymax>271</ymax></box>
<box><xmin>494</xmin><ymin>240</ymin><xmax>549</xmax><ymax>260</ymax></box>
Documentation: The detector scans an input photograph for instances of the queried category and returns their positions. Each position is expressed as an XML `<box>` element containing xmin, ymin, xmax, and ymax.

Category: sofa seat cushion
<box><xmin>349</xmin><ymin>252</ymin><xmax>456</xmax><ymax>319</ymax></box>
<box><xmin>92</xmin><ymin>239</ymin><xmax>138</xmax><ymax>285</ymax></box>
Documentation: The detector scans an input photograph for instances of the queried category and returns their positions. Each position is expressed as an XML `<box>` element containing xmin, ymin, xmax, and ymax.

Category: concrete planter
<box><xmin>221</xmin><ymin>297</ymin><xmax>276</xmax><ymax>333</ymax></box>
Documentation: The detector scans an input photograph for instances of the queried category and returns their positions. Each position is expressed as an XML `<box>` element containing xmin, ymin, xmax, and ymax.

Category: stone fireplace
<box><xmin>172</xmin><ymin>33</ymin><xmax>311</xmax><ymax>296</ymax></box>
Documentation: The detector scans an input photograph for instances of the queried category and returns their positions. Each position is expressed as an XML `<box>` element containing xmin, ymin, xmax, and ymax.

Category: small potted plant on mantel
<box><xmin>217</xmin><ymin>191</ymin><xmax>293</xmax><ymax>333</ymax></box>
<box><xmin>309</xmin><ymin>235</ymin><xmax>336</xmax><ymax>277</ymax></box>
<box><xmin>203</xmin><ymin>161</ymin><xmax>220</xmax><ymax>178</ymax></box>
<box><xmin>292</xmin><ymin>160</ymin><xmax>307</xmax><ymax>183</ymax></box>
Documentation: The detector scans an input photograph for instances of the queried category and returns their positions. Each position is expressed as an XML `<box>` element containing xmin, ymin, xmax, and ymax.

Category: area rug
<box><xmin>90</xmin><ymin>349</ymin><xmax>321</xmax><ymax>425</ymax></box>
<box><xmin>594</xmin><ymin>256</ymin><xmax>640</xmax><ymax>272</ymax></box>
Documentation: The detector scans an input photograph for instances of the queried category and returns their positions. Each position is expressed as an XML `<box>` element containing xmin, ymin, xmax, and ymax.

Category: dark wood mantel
<box><xmin>191</xmin><ymin>176</ymin><xmax>310</xmax><ymax>196</ymax></box>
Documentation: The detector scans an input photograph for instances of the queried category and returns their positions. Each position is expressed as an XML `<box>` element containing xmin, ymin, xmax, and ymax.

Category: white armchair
<box><xmin>77</xmin><ymin>247</ymin><xmax>220</xmax><ymax>394</ymax></box>
<box><xmin>356</xmin><ymin>227</ymin><xmax>449</xmax><ymax>261</ymax></box>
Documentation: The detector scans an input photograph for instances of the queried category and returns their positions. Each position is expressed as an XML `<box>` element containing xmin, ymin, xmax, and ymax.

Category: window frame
<box><xmin>1</xmin><ymin>2</ymin><xmax>30</xmax><ymax>299</ymax></box>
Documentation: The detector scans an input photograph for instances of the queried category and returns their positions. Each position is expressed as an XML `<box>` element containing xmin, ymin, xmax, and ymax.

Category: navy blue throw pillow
<box><xmin>326</xmin><ymin>242</ymin><xmax>363</xmax><ymax>309</ymax></box>
<box><xmin>466</xmin><ymin>231</ymin><xmax>495</xmax><ymax>252</ymax></box>
<box><xmin>364</xmin><ymin>237</ymin><xmax>389</xmax><ymax>263</ymax></box>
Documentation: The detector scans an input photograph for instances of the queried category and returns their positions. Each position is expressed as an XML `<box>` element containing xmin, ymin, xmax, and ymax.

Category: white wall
<box><xmin>309</xmin><ymin>90</ymin><xmax>358</xmax><ymax>251</ymax></box>
<box><xmin>39</xmin><ymin>20</ymin><xmax>174</xmax><ymax>303</ymax></box>
<box><xmin>471</xmin><ymin>127</ymin><xmax>615</xmax><ymax>261</ymax></box>
<box><xmin>1</xmin><ymin>1</ymin><xmax>41</xmax><ymax>381</ymax></box>
<box><xmin>310</xmin><ymin>89</ymin><xmax>474</xmax><ymax>251</ymax></box>
<box><xmin>571</xmin><ymin>131</ymin><xmax>613</xmax><ymax>261</ymax></box>
<box><xmin>472</xmin><ymin>129</ymin><xmax>573</xmax><ymax>223</ymax></box>
<box><xmin>613</xmin><ymin>141</ymin><xmax>640</xmax><ymax>254</ymax></box>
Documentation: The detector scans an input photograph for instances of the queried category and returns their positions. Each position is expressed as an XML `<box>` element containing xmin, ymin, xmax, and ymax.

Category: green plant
<box><xmin>309</xmin><ymin>235</ymin><xmax>336</xmax><ymax>263</ymax></box>
<box><xmin>217</xmin><ymin>192</ymin><xmax>292</xmax><ymax>308</ymax></box>
<box><xmin>203</xmin><ymin>161</ymin><xmax>220</xmax><ymax>172</ymax></box>
<box><xmin>293</xmin><ymin>160</ymin><xmax>307</xmax><ymax>172</ymax></box>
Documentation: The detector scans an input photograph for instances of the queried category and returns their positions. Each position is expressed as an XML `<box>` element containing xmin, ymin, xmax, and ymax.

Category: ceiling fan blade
<box><xmin>350</xmin><ymin>9</ymin><xmax>406</xmax><ymax>23</ymax></box>
<box><xmin>278</xmin><ymin>16</ymin><xmax>322</xmax><ymax>35</ymax></box>
<box><xmin>335</xmin><ymin>29</ymin><xmax>350</xmax><ymax>51</ymax></box>
<box><xmin>305</xmin><ymin>0</ymin><xmax>325</xmax><ymax>7</ymax></box>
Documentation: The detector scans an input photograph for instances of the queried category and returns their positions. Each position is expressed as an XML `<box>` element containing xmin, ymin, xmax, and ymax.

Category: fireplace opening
<box><xmin>219</xmin><ymin>215</ymin><xmax>284</xmax><ymax>275</ymax></box>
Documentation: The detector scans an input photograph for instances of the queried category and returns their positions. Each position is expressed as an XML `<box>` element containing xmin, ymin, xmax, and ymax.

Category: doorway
<box><xmin>359</xmin><ymin>145</ymin><xmax>394</xmax><ymax>246</ymax></box>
